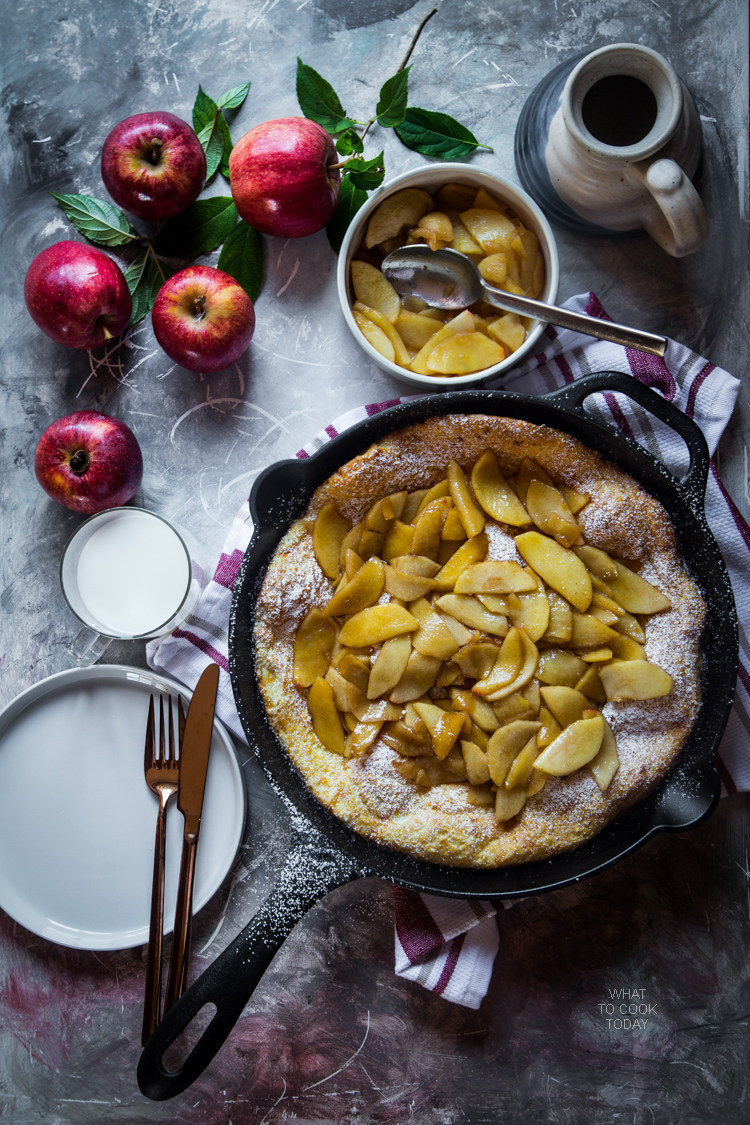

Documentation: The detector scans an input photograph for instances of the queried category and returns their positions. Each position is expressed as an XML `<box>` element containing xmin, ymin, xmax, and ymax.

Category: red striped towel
<box><xmin>147</xmin><ymin>293</ymin><xmax>746</xmax><ymax>1008</ymax></box>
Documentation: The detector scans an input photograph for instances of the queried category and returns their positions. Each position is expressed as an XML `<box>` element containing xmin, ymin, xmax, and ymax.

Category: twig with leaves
<box><xmin>296</xmin><ymin>7</ymin><xmax>492</xmax><ymax>250</ymax></box>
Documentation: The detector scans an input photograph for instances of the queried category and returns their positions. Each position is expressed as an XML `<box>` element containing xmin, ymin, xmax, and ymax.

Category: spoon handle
<box><xmin>482</xmin><ymin>284</ymin><xmax>667</xmax><ymax>357</ymax></box>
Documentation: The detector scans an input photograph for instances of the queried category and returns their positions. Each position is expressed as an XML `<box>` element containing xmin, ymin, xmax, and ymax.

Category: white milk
<box><xmin>75</xmin><ymin>510</ymin><xmax>191</xmax><ymax>636</ymax></box>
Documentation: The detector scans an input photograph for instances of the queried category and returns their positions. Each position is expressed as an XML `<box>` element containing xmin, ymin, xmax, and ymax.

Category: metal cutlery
<box><xmin>142</xmin><ymin>693</ymin><xmax>184</xmax><ymax>1047</ymax></box>
<box><xmin>164</xmin><ymin>663</ymin><xmax>220</xmax><ymax>1013</ymax></box>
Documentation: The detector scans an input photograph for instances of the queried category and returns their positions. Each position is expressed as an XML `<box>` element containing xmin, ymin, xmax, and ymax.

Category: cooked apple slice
<box><xmin>350</xmin><ymin>261</ymin><xmax>400</xmax><ymax>323</ymax></box>
<box><xmin>575</xmin><ymin>665</ymin><xmax>607</xmax><ymax>704</ymax></box>
<box><xmin>324</xmin><ymin>556</ymin><xmax>384</xmax><ymax>617</ymax></box>
<box><xmin>481</xmin><ymin>628</ymin><xmax>539</xmax><ymax>701</ymax></box>
<box><xmin>478</xmin><ymin>626</ymin><xmax>523</xmax><ymax>688</ymax></box>
<box><xmin>461</xmin><ymin>740</ymin><xmax>491</xmax><ymax>785</ymax></box>
<box><xmin>415</xmin><ymin>479</ymin><xmax>451</xmax><ymax>516</ymax></box>
<box><xmin>339</xmin><ymin>604</ymin><xmax>418</xmax><ymax>647</ymax></box>
<box><xmin>446</xmin><ymin>460</ymin><xmax>485</xmax><ymax>538</ymax></box>
<box><xmin>492</xmin><ymin>691</ymin><xmax>533</xmax><ymax>725</ymax></box>
<box><xmin>412</xmin><ymin>210</ymin><xmax>454</xmax><ymax>250</ymax></box>
<box><xmin>348</xmin><ymin>682</ymin><xmax>402</xmax><ymax>722</ymax></box>
<box><xmin>542</xmin><ymin>590</ymin><xmax>573</xmax><ymax>644</ymax></box>
<box><xmin>473</xmin><ymin>187</ymin><xmax>504</xmax><ymax>211</ymax></box>
<box><xmin>515</xmin><ymin>457</ymin><xmax>553</xmax><ymax>505</ymax></box>
<box><xmin>392</xmin><ymin>555</ymin><xmax>441</xmax><ymax>578</ymax></box>
<box><xmin>613</xmin><ymin>611</ymin><xmax>646</xmax><ymax>643</ymax></box>
<box><xmin>293</xmin><ymin>608</ymin><xmax>336</xmax><ymax>688</ymax></box>
<box><xmin>409</xmin><ymin>597</ymin><xmax>460</xmax><ymax>661</ymax></box>
<box><xmin>536</xmin><ymin>704</ymin><xmax>562</xmax><ymax>747</ymax></box>
<box><xmin>390</xmin><ymin>651</ymin><xmax>442</xmax><ymax>703</ymax></box>
<box><xmin>533</xmin><ymin>714</ymin><xmax>604</xmax><ymax>775</ymax></box>
<box><xmin>442</xmin><ymin>508</ymin><xmax>468</xmax><ymax>541</ymax></box>
<box><xmin>453</xmin><ymin>641</ymin><xmax>500</xmax><ymax>680</ymax></box>
<box><xmin>582</xmin><ymin>648</ymin><xmax>613</xmax><ymax>663</ymax></box>
<box><xmin>382</xmin><ymin>520</ymin><xmax>415</xmax><ymax>561</ymax></box>
<box><xmin>308</xmin><ymin>677</ymin><xmax>345</xmax><ymax>755</ymax></box>
<box><xmin>410</xmin><ymin>309</ymin><xmax>476</xmax><ymax>375</ymax></box>
<box><xmin>449</xmin><ymin>218</ymin><xmax>485</xmax><ymax>261</ymax></box>
<box><xmin>337</xmin><ymin>651</ymin><xmax>370</xmax><ymax>693</ymax></box>
<box><xmin>367</xmin><ymin>634</ymin><xmax>412</xmax><ymax>699</ymax></box>
<box><xmin>607</xmin><ymin>633</ymin><xmax>647</xmax><ymax>661</ymax></box>
<box><xmin>536</xmin><ymin>648</ymin><xmax>588</xmax><ymax>687</ymax></box>
<box><xmin>525</xmin><ymin>769</ymin><xmax>548</xmax><ymax>796</ymax></box>
<box><xmin>343</xmin><ymin>549</ymin><xmax>363</xmax><ymax>583</ymax></box>
<box><xmin>313</xmin><ymin>503</ymin><xmax>351</xmax><ymax>580</ymax></box>
<box><xmin>479</xmin><ymin>254</ymin><xmax>508</xmax><ymax>286</ymax></box>
<box><xmin>569</xmin><ymin>612</ymin><xmax>619</xmax><ymax>650</ymax></box>
<box><xmin>505</xmin><ymin>734</ymin><xmax>541</xmax><ymax>790</ymax></box>
<box><xmin>507</xmin><ymin>588</ymin><xmax>550</xmax><ymax>642</ymax></box>
<box><xmin>358</xmin><ymin>529</ymin><xmax>384</xmax><ymax>560</ymax></box>
<box><xmin>426</xmin><ymin>332</ymin><xmax>506</xmax><ymax>375</ymax></box>
<box><xmin>438</xmin><ymin>612</ymin><xmax>475</xmax><ymax>647</ymax></box>
<box><xmin>525</xmin><ymin>480</ymin><xmax>581</xmax><ymax>548</ymax></box>
<box><xmin>589</xmin><ymin>718</ymin><xmax>619</xmax><ymax>791</ymax></box>
<box><xmin>412</xmin><ymin>706</ymin><xmax>465</xmax><ymax>758</ymax></box>
<box><xmin>494</xmin><ymin>787</ymin><xmax>527</xmax><ymax>823</ymax></box>
<box><xmin>434</xmin><ymin>532</ymin><xmax>488</xmax><ymax>590</ymax></box>
<box><xmin>344</xmin><ymin>721</ymin><xmax>384</xmax><ymax>758</ymax></box>
<box><xmin>599</xmin><ymin>660</ymin><xmax>674</xmax><ymax>701</ymax></box>
<box><xmin>478</xmin><ymin>593</ymin><xmax>512</xmax><ymax>614</ymax></box>
<box><xmin>606</xmin><ymin>561</ymin><xmax>672</xmax><ymax>614</ymax></box>
<box><xmin>523</xmin><ymin>680</ymin><xmax>541</xmax><ymax>715</ymax></box>
<box><xmin>487</xmin><ymin>719</ymin><xmax>542</xmax><ymax>785</ymax></box>
<box><xmin>339</xmin><ymin>523</ymin><xmax>362</xmax><ymax>570</ymax></box>
<box><xmin>354</xmin><ymin>302</ymin><xmax>411</xmax><ymax>367</ymax></box>
<box><xmin>436</xmin><ymin>182</ymin><xmax>478</xmax><ymax>210</ymax></box>
<box><xmin>515</xmin><ymin>531</ymin><xmax>592</xmax><ymax>612</ymax></box>
<box><xmin>383</xmin><ymin>565</ymin><xmax>435</xmax><ymax>601</ymax></box>
<box><xmin>365</xmin><ymin>187</ymin><xmax>433</xmax><ymax>248</ymax></box>
<box><xmin>436</xmin><ymin>593</ymin><xmax>508</xmax><ymax>637</ymax></box>
<box><xmin>353</xmin><ymin>306</ymin><xmax>396</xmax><ymax>362</ymax></box>
<box><xmin>460</xmin><ymin>208</ymin><xmax>520</xmax><ymax>255</ymax></box>
<box><xmin>450</xmin><ymin>687</ymin><xmax>499</xmax><ymax>732</ymax></box>
<box><xmin>487</xmin><ymin>312</ymin><xmax>526</xmax><ymax>353</ymax></box>
<box><xmin>562</xmin><ymin>487</ymin><xmax>589</xmax><ymax>514</ymax></box>
<box><xmin>471</xmin><ymin>450</ymin><xmax>531</xmax><ymax>527</ymax></box>
<box><xmin>395</xmin><ymin>310</ymin><xmax>443</xmax><ymax>350</ymax></box>
<box><xmin>539</xmin><ymin>685</ymin><xmax>590</xmax><ymax>728</ymax></box>
<box><xmin>411</xmin><ymin>499</ymin><xmax>451</xmax><ymax>559</ymax></box>
<box><xmin>573</xmin><ymin>545</ymin><xmax>619</xmax><ymax>580</ymax></box>
<box><xmin>455</xmin><ymin>560</ymin><xmax>538</xmax><ymax>595</ymax></box>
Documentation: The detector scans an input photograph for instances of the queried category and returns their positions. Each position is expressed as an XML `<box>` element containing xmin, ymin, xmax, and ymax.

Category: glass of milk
<box><xmin>60</xmin><ymin>508</ymin><xmax>203</xmax><ymax>667</ymax></box>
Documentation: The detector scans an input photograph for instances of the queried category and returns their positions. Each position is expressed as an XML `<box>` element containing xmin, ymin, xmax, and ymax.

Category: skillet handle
<box><xmin>137</xmin><ymin>837</ymin><xmax>365</xmax><ymax>1101</ymax></box>
<box><xmin>546</xmin><ymin>371</ymin><xmax>710</xmax><ymax>506</ymax></box>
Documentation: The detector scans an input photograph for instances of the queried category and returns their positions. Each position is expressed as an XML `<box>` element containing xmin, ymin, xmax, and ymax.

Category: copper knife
<box><xmin>164</xmin><ymin>663</ymin><xmax>220</xmax><ymax>1013</ymax></box>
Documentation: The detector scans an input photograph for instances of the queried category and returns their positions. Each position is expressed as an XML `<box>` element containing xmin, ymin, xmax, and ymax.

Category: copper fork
<box><xmin>142</xmin><ymin>694</ymin><xmax>184</xmax><ymax>1046</ymax></box>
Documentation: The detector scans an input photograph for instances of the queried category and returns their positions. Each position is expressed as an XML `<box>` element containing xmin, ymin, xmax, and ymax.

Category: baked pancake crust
<box><xmin>254</xmin><ymin>414</ymin><xmax>706</xmax><ymax>867</ymax></box>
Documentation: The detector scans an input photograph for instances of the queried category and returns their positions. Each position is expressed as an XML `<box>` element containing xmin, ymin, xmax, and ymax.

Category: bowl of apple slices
<box><xmin>337</xmin><ymin>164</ymin><xmax>560</xmax><ymax>389</ymax></box>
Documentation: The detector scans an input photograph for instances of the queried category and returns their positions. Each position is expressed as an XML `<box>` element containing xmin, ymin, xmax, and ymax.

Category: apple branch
<box><xmin>328</xmin><ymin>6</ymin><xmax>438</xmax><ymax>171</ymax></box>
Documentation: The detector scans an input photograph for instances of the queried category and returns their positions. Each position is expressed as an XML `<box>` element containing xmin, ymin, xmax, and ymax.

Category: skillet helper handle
<box><xmin>137</xmin><ymin>842</ymin><xmax>363</xmax><ymax>1102</ymax></box>
<box><xmin>548</xmin><ymin>370</ymin><xmax>710</xmax><ymax>505</ymax></box>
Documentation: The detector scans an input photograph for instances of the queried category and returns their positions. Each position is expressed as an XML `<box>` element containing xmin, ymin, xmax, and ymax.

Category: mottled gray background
<box><xmin>1</xmin><ymin>0</ymin><xmax>749</xmax><ymax>1121</ymax></box>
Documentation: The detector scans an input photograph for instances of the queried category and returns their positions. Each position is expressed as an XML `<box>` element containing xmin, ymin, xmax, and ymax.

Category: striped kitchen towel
<box><xmin>147</xmin><ymin>292</ymin><xmax>746</xmax><ymax>1008</ymax></box>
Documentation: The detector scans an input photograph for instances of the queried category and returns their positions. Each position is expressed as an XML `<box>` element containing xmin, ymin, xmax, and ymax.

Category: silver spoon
<box><xmin>381</xmin><ymin>245</ymin><xmax>667</xmax><ymax>358</ymax></box>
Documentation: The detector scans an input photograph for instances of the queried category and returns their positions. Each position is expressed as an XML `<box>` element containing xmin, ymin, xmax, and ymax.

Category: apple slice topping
<box><xmin>296</xmin><ymin>447</ymin><xmax>676</xmax><ymax>814</ymax></box>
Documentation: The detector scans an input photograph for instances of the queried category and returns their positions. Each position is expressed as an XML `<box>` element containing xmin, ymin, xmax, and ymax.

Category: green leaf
<box><xmin>192</xmin><ymin>85</ymin><xmax>220</xmax><ymax>134</ymax></box>
<box><xmin>376</xmin><ymin>68</ymin><xmax>410</xmax><ymax>129</ymax></box>
<box><xmin>123</xmin><ymin>252</ymin><xmax>163</xmax><ymax>326</ymax></box>
<box><xmin>152</xmin><ymin>197</ymin><xmax>238</xmax><ymax>258</ymax></box>
<box><xmin>49</xmin><ymin>193</ymin><xmax>138</xmax><ymax>248</ymax></box>
<box><xmin>344</xmin><ymin>151</ymin><xmax>385</xmax><ymax>192</ymax></box>
<box><xmin>217</xmin><ymin>220</ymin><xmax>264</xmax><ymax>303</ymax></box>
<box><xmin>326</xmin><ymin>176</ymin><xmax>368</xmax><ymax>254</ymax></box>
<box><xmin>197</xmin><ymin>116</ymin><xmax>226</xmax><ymax>181</ymax></box>
<box><xmin>335</xmin><ymin>128</ymin><xmax>364</xmax><ymax>156</ymax></box>
<box><xmin>395</xmin><ymin>107</ymin><xmax>492</xmax><ymax>160</ymax></box>
<box><xmin>296</xmin><ymin>57</ymin><xmax>357</xmax><ymax>133</ymax></box>
<box><xmin>218</xmin><ymin>82</ymin><xmax>250</xmax><ymax>111</ymax></box>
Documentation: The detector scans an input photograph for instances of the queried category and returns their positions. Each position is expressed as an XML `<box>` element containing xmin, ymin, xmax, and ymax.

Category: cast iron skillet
<box><xmin>138</xmin><ymin>372</ymin><xmax>738</xmax><ymax>1099</ymax></box>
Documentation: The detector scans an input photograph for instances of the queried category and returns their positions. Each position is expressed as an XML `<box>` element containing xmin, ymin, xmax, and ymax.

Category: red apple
<box><xmin>24</xmin><ymin>241</ymin><xmax>132</xmax><ymax>350</ymax></box>
<box><xmin>35</xmin><ymin>411</ymin><xmax>143</xmax><ymax>514</ymax></box>
<box><xmin>101</xmin><ymin>111</ymin><xmax>206</xmax><ymax>221</ymax></box>
<box><xmin>151</xmin><ymin>265</ymin><xmax>255</xmax><ymax>372</ymax></box>
<box><xmin>229</xmin><ymin>116</ymin><xmax>340</xmax><ymax>238</ymax></box>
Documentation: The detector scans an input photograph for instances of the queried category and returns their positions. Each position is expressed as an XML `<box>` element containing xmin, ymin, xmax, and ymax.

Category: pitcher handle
<box><xmin>629</xmin><ymin>157</ymin><xmax>709</xmax><ymax>258</ymax></box>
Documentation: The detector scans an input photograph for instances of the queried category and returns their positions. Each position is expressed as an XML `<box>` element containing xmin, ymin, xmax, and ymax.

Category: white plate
<box><xmin>0</xmin><ymin>665</ymin><xmax>245</xmax><ymax>950</ymax></box>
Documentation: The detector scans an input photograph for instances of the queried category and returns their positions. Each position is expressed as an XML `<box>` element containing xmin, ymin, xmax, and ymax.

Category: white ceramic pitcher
<box><xmin>545</xmin><ymin>43</ymin><xmax>708</xmax><ymax>257</ymax></box>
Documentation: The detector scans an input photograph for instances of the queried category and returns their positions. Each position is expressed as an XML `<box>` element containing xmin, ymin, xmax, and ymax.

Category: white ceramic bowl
<box><xmin>337</xmin><ymin>163</ymin><xmax>560</xmax><ymax>390</ymax></box>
